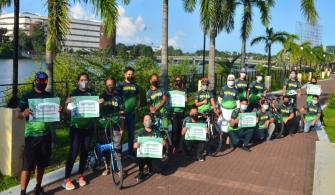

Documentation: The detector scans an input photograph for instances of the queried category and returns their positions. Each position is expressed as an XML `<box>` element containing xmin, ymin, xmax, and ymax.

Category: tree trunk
<box><xmin>110</xmin><ymin>30</ymin><xmax>116</xmax><ymax>56</ymax></box>
<box><xmin>45</xmin><ymin>49</ymin><xmax>54</xmax><ymax>94</ymax></box>
<box><xmin>241</xmin><ymin>38</ymin><xmax>246</xmax><ymax>69</ymax></box>
<box><xmin>267</xmin><ymin>44</ymin><xmax>271</xmax><ymax>76</ymax></box>
<box><xmin>208</xmin><ymin>29</ymin><xmax>216</xmax><ymax>90</ymax></box>
<box><xmin>160</xmin><ymin>0</ymin><xmax>168</xmax><ymax>90</ymax></box>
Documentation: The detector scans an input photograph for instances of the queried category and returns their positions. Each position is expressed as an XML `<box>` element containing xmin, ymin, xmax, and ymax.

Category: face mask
<box><xmin>290</xmin><ymin>74</ymin><xmax>296</xmax><ymax>79</ymax></box>
<box><xmin>78</xmin><ymin>81</ymin><xmax>88</xmax><ymax>89</ymax></box>
<box><xmin>190</xmin><ymin>114</ymin><xmax>197</xmax><ymax>120</ymax></box>
<box><xmin>35</xmin><ymin>83</ymin><xmax>47</xmax><ymax>91</ymax></box>
<box><xmin>241</xmin><ymin>105</ymin><xmax>248</xmax><ymax>111</ymax></box>
<box><xmin>151</xmin><ymin>80</ymin><xmax>159</xmax><ymax>87</ymax></box>
<box><xmin>144</xmin><ymin>120</ymin><xmax>153</xmax><ymax>128</ymax></box>
<box><xmin>227</xmin><ymin>81</ymin><xmax>235</xmax><ymax>87</ymax></box>
<box><xmin>311</xmin><ymin>82</ymin><xmax>317</xmax><ymax>85</ymax></box>
<box><xmin>263</xmin><ymin>105</ymin><xmax>269</xmax><ymax>110</ymax></box>
<box><xmin>127</xmin><ymin>76</ymin><xmax>134</xmax><ymax>82</ymax></box>
<box><xmin>257</xmin><ymin>76</ymin><xmax>263</xmax><ymax>82</ymax></box>
<box><xmin>240</xmin><ymin>73</ymin><xmax>246</xmax><ymax>78</ymax></box>
<box><xmin>283</xmin><ymin>102</ymin><xmax>289</xmax><ymax>106</ymax></box>
<box><xmin>174</xmin><ymin>81</ymin><xmax>182</xmax><ymax>87</ymax></box>
<box><xmin>106</xmin><ymin>86</ymin><xmax>114</xmax><ymax>93</ymax></box>
<box><xmin>312</xmin><ymin>100</ymin><xmax>318</xmax><ymax>105</ymax></box>
<box><xmin>201</xmin><ymin>85</ymin><xmax>208</xmax><ymax>91</ymax></box>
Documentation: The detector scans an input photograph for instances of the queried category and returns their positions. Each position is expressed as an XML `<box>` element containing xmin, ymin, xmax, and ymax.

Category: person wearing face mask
<box><xmin>116</xmin><ymin>67</ymin><xmax>140</xmax><ymax>158</ymax></box>
<box><xmin>306</xmin><ymin>77</ymin><xmax>322</xmax><ymax>104</ymax></box>
<box><xmin>248</xmin><ymin>73</ymin><xmax>266</xmax><ymax>111</ymax></box>
<box><xmin>195</xmin><ymin>78</ymin><xmax>216</xmax><ymax>114</ymax></box>
<box><xmin>256</xmin><ymin>100</ymin><xmax>275</xmax><ymax>142</ymax></box>
<box><xmin>134</xmin><ymin>115</ymin><xmax>164</xmax><ymax>182</ymax></box>
<box><xmin>300</xmin><ymin>95</ymin><xmax>322</xmax><ymax>133</ymax></box>
<box><xmin>181</xmin><ymin>106</ymin><xmax>207</xmax><ymax>161</ymax></box>
<box><xmin>97</xmin><ymin>77</ymin><xmax>125</xmax><ymax>176</ymax></box>
<box><xmin>235</xmin><ymin>69</ymin><xmax>249</xmax><ymax>100</ymax></box>
<box><xmin>169</xmin><ymin>76</ymin><xmax>187</xmax><ymax>154</ymax></box>
<box><xmin>63</xmin><ymin>72</ymin><xmax>100</xmax><ymax>190</ymax></box>
<box><xmin>228</xmin><ymin>99</ymin><xmax>255</xmax><ymax>152</ymax></box>
<box><xmin>273</xmin><ymin>96</ymin><xmax>296</xmax><ymax>136</ymax></box>
<box><xmin>282</xmin><ymin>70</ymin><xmax>301</xmax><ymax>108</ymax></box>
<box><xmin>146</xmin><ymin>73</ymin><xmax>168</xmax><ymax>115</ymax></box>
<box><xmin>17</xmin><ymin>72</ymin><xmax>61</xmax><ymax>195</ymax></box>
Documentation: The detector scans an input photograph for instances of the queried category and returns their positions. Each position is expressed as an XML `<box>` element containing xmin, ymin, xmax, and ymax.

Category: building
<box><xmin>326</xmin><ymin>46</ymin><xmax>335</xmax><ymax>55</ymax></box>
<box><xmin>0</xmin><ymin>12</ymin><xmax>112</xmax><ymax>51</ymax></box>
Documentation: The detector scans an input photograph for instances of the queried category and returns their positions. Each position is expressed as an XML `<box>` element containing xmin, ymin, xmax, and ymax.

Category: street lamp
<box><xmin>323</xmin><ymin>54</ymin><xmax>326</xmax><ymax>70</ymax></box>
<box><xmin>309</xmin><ymin>51</ymin><xmax>313</xmax><ymax>70</ymax></box>
<box><xmin>300</xmin><ymin>46</ymin><xmax>303</xmax><ymax>72</ymax></box>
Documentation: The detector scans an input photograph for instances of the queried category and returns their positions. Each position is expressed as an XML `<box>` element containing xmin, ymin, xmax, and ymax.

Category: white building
<box><xmin>0</xmin><ymin>12</ymin><xmax>111</xmax><ymax>51</ymax></box>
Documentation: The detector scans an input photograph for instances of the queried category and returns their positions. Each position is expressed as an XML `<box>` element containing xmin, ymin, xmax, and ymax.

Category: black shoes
<box><xmin>241</xmin><ymin>146</ymin><xmax>251</xmax><ymax>152</ymax></box>
<box><xmin>136</xmin><ymin>172</ymin><xmax>145</xmax><ymax>182</ymax></box>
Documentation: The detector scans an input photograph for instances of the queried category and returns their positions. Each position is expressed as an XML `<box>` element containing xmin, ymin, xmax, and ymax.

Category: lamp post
<box><xmin>202</xmin><ymin>32</ymin><xmax>206</xmax><ymax>77</ymax></box>
<box><xmin>309</xmin><ymin>51</ymin><xmax>313</xmax><ymax>70</ymax></box>
<box><xmin>299</xmin><ymin>46</ymin><xmax>303</xmax><ymax>72</ymax></box>
<box><xmin>323</xmin><ymin>54</ymin><xmax>326</xmax><ymax>71</ymax></box>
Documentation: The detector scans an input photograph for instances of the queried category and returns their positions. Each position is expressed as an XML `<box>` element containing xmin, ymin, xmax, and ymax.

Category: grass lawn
<box><xmin>0</xmin><ymin>172</ymin><xmax>19</xmax><ymax>192</ymax></box>
<box><xmin>323</xmin><ymin>107</ymin><xmax>335</xmax><ymax>143</ymax></box>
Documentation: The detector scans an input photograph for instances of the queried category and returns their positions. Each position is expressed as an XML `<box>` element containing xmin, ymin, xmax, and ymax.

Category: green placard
<box><xmin>169</xmin><ymin>90</ymin><xmax>186</xmax><ymax>108</ymax></box>
<box><xmin>306</xmin><ymin>84</ymin><xmax>321</xmax><ymax>96</ymax></box>
<box><xmin>71</xmin><ymin>96</ymin><xmax>100</xmax><ymax>118</ymax></box>
<box><xmin>185</xmin><ymin>123</ymin><xmax>207</xmax><ymax>141</ymax></box>
<box><xmin>28</xmin><ymin>97</ymin><xmax>60</xmax><ymax>122</ymax></box>
<box><xmin>238</xmin><ymin>112</ymin><xmax>257</xmax><ymax>128</ymax></box>
<box><xmin>136</xmin><ymin>137</ymin><xmax>163</xmax><ymax>158</ymax></box>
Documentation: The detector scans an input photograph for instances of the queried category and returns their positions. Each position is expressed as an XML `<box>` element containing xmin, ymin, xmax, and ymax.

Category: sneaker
<box><xmin>102</xmin><ymin>169</ymin><xmax>110</xmax><ymax>176</ymax></box>
<box><xmin>34</xmin><ymin>186</ymin><xmax>45</xmax><ymax>195</ymax></box>
<box><xmin>62</xmin><ymin>179</ymin><xmax>75</xmax><ymax>190</ymax></box>
<box><xmin>20</xmin><ymin>190</ymin><xmax>26</xmax><ymax>195</ymax></box>
<box><xmin>197</xmin><ymin>156</ymin><xmax>205</xmax><ymax>162</ymax></box>
<box><xmin>172</xmin><ymin>147</ymin><xmax>177</xmax><ymax>155</ymax></box>
<box><xmin>240</xmin><ymin>146</ymin><xmax>251</xmax><ymax>152</ymax></box>
<box><xmin>76</xmin><ymin>176</ymin><xmax>87</xmax><ymax>187</ymax></box>
<box><xmin>136</xmin><ymin>172</ymin><xmax>145</xmax><ymax>182</ymax></box>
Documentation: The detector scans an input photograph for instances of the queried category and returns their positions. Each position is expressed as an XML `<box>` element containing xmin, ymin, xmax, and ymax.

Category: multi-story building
<box><xmin>0</xmin><ymin>12</ymin><xmax>112</xmax><ymax>51</ymax></box>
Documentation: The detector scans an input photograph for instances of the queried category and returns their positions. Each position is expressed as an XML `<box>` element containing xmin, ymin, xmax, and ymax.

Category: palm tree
<box><xmin>239</xmin><ymin>0</ymin><xmax>274</xmax><ymax>68</ymax></box>
<box><xmin>183</xmin><ymin>0</ymin><xmax>236</xmax><ymax>89</ymax></box>
<box><xmin>160</xmin><ymin>0</ymin><xmax>168</xmax><ymax>89</ymax></box>
<box><xmin>251</xmin><ymin>27</ymin><xmax>288</xmax><ymax>75</ymax></box>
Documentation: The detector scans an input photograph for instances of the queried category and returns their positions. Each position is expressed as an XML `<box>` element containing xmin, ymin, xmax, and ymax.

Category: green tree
<box><xmin>18</xmin><ymin>28</ymin><xmax>32</xmax><ymax>52</ymax></box>
<box><xmin>31</xmin><ymin>25</ymin><xmax>46</xmax><ymax>53</ymax></box>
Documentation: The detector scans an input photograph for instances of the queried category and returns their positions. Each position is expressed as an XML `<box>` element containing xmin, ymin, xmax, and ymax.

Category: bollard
<box><xmin>321</xmin><ymin>72</ymin><xmax>325</xmax><ymax>79</ymax></box>
<box><xmin>297</xmin><ymin>73</ymin><xmax>302</xmax><ymax>83</ymax></box>
<box><xmin>308</xmin><ymin>72</ymin><xmax>312</xmax><ymax>81</ymax></box>
<box><xmin>265</xmin><ymin>76</ymin><xmax>271</xmax><ymax>91</ymax></box>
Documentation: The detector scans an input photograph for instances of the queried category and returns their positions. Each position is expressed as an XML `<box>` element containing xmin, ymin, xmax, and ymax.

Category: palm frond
<box><xmin>0</xmin><ymin>0</ymin><xmax>11</xmax><ymax>10</ymax></box>
<box><xmin>300</xmin><ymin>0</ymin><xmax>318</xmax><ymax>24</ymax></box>
<box><xmin>183</xmin><ymin>0</ymin><xmax>197</xmax><ymax>12</ymax></box>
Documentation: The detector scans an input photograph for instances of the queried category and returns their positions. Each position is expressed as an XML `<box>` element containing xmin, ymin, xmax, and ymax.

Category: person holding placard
<box><xmin>274</xmin><ymin>96</ymin><xmax>296</xmax><ymax>136</ymax></box>
<box><xmin>195</xmin><ymin>77</ymin><xmax>217</xmax><ymax>115</ymax></box>
<box><xmin>248</xmin><ymin>73</ymin><xmax>267</xmax><ymax>111</ymax></box>
<box><xmin>63</xmin><ymin>72</ymin><xmax>102</xmax><ymax>190</ymax></box>
<box><xmin>256</xmin><ymin>100</ymin><xmax>275</xmax><ymax>142</ymax></box>
<box><xmin>134</xmin><ymin>115</ymin><xmax>165</xmax><ymax>182</ymax></box>
<box><xmin>17</xmin><ymin>72</ymin><xmax>61</xmax><ymax>195</ymax></box>
<box><xmin>300</xmin><ymin>95</ymin><xmax>322</xmax><ymax>132</ymax></box>
<box><xmin>98</xmin><ymin>77</ymin><xmax>125</xmax><ymax>176</ymax></box>
<box><xmin>181</xmin><ymin>106</ymin><xmax>207</xmax><ymax>161</ymax></box>
<box><xmin>282</xmin><ymin>70</ymin><xmax>301</xmax><ymax>108</ymax></box>
<box><xmin>306</xmin><ymin>77</ymin><xmax>321</xmax><ymax>104</ymax></box>
<box><xmin>228</xmin><ymin>99</ymin><xmax>255</xmax><ymax>152</ymax></box>
<box><xmin>116</xmin><ymin>67</ymin><xmax>141</xmax><ymax>158</ymax></box>
<box><xmin>235</xmin><ymin>68</ymin><xmax>249</xmax><ymax>100</ymax></box>
<box><xmin>169</xmin><ymin>76</ymin><xmax>187</xmax><ymax>155</ymax></box>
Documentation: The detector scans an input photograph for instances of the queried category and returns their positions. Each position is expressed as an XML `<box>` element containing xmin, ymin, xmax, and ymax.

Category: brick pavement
<box><xmin>41</xmin><ymin>75</ymin><xmax>335</xmax><ymax>195</ymax></box>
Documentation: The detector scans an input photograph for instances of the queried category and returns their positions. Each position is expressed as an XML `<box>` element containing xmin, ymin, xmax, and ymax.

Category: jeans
<box><xmin>304</xmin><ymin>120</ymin><xmax>322</xmax><ymax>132</ymax></box>
<box><xmin>125</xmin><ymin>113</ymin><xmax>135</xmax><ymax>155</ymax></box>
<box><xmin>228</xmin><ymin>128</ymin><xmax>254</xmax><ymax>147</ymax></box>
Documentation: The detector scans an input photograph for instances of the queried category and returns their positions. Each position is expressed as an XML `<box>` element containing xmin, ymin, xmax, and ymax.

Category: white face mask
<box><xmin>312</xmin><ymin>100</ymin><xmax>318</xmax><ymax>105</ymax></box>
<box><xmin>240</xmin><ymin>73</ymin><xmax>246</xmax><ymax>78</ymax></box>
<box><xmin>78</xmin><ymin>81</ymin><xmax>88</xmax><ymax>89</ymax></box>
<box><xmin>241</xmin><ymin>105</ymin><xmax>248</xmax><ymax>111</ymax></box>
<box><xmin>263</xmin><ymin>105</ymin><xmax>269</xmax><ymax>110</ymax></box>
<box><xmin>201</xmin><ymin>85</ymin><xmax>208</xmax><ymax>91</ymax></box>
<box><xmin>227</xmin><ymin>81</ymin><xmax>235</xmax><ymax>87</ymax></box>
<box><xmin>290</xmin><ymin>74</ymin><xmax>296</xmax><ymax>79</ymax></box>
<box><xmin>144</xmin><ymin>120</ymin><xmax>153</xmax><ymax>128</ymax></box>
<box><xmin>257</xmin><ymin>76</ymin><xmax>263</xmax><ymax>82</ymax></box>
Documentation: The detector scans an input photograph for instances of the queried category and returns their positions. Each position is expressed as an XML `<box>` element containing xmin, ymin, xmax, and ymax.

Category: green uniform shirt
<box><xmin>256</xmin><ymin>109</ymin><xmax>273</xmax><ymax>129</ymax></box>
<box><xmin>19</xmin><ymin>89</ymin><xmax>53</xmax><ymax>137</ymax></box>
<box><xmin>99</xmin><ymin>91</ymin><xmax>124</xmax><ymax>128</ymax></box>
<box><xmin>196</xmin><ymin>90</ymin><xmax>214</xmax><ymax>113</ymax></box>
<box><xmin>219</xmin><ymin>85</ymin><xmax>238</xmax><ymax>109</ymax></box>
<box><xmin>249</xmin><ymin>81</ymin><xmax>265</xmax><ymax>104</ymax></box>
<box><xmin>284</xmin><ymin>79</ymin><xmax>301</xmax><ymax>96</ymax></box>
<box><xmin>235</xmin><ymin>79</ymin><xmax>249</xmax><ymax>100</ymax></box>
<box><xmin>228</xmin><ymin>108</ymin><xmax>242</xmax><ymax>131</ymax></box>
<box><xmin>70</xmin><ymin>88</ymin><xmax>96</xmax><ymax>129</ymax></box>
<box><xmin>304</xmin><ymin>103</ymin><xmax>322</xmax><ymax>122</ymax></box>
<box><xmin>116</xmin><ymin>81</ymin><xmax>139</xmax><ymax>114</ymax></box>
<box><xmin>136</xmin><ymin>128</ymin><xmax>161</xmax><ymax>141</ymax></box>
<box><xmin>275</xmin><ymin>103</ymin><xmax>293</xmax><ymax>121</ymax></box>
<box><xmin>146</xmin><ymin>87</ymin><xmax>167</xmax><ymax>114</ymax></box>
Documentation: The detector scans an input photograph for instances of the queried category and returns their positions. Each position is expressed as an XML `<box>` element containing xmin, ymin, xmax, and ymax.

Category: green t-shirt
<box><xmin>19</xmin><ymin>89</ymin><xmax>53</xmax><ymax>137</ymax></box>
<box><xmin>235</xmin><ymin>79</ymin><xmax>249</xmax><ymax>100</ymax></box>
<box><xmin>256</xmin><ymin>109</ymin><xmax>273</xmax><ymax>129</ymax></box>
<box><xmin>249</xmin><ymin>81</ymin><xmax>265</xmax><ymax>103</ymax></box>
<box><xmin>99</xmin><ymin>91</ymin><xmax>124</xmax><ymax>128</ymax></box>
<box><xmin>116</xmin><ymin>81</ymin><xmax>139</xmax><ymax>114</ymax></box>
<box><xmin>228</xmin><ymin>108</ymin><xmax>241</xmax><ymax>131</ymax></box>
<box><xmin>304</xmin><ymin>103</ymin><xmax>322</xmax><ymax>122</ymax></box>
<box><xmin>284</xmin><ymin>79</ymin><xmax>301</xmax><ymax>96</ymax></box>
<box><xmin>70</xmin><ymin>88</ymin><xmax>97</xmax><ymax>129</ymax></box>
<box><xmin>196</xmin><ymin>90</ymin><xmax>214</xmax><ymax>113</ymax></box>
<box><xmin>219</xmin><ymin>85</ymin><xmax>238</xmax><ymax>109</ymax></box>
<box><xmin>275</xmin><ymin>103</ymin><xmax>293</xmax><ymax>121</ymax></box>
<box><xmin>146</xmin><ymin>87</ymin><xmax>167</xmax><ymax>114</ymax></box>
<box><xmin>136</xmin><ymin>128</ymin><xmax>161</xmax><ymax>142</ymax></box>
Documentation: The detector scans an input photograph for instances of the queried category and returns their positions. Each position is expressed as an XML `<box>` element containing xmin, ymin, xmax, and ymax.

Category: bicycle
<box><xmin>87</xmin><ymin>115</ymin><xmax>124</xmax><ymax>189</ymax></box>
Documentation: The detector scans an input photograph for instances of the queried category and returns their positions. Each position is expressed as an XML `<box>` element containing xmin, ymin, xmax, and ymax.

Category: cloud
<box><xmin>69</xmin><ymin>3</ymin><xmax>95</xmax><ymax>20</ymax></box>
<box><xmin>168</xmin><ymin>31</ymin><xmax>186</xmax><ymax>48</ymax></box>
<box><xmin>116</xmin><ymin>6</ymin><xmax>146</xmax><ymax>40</ymax></box>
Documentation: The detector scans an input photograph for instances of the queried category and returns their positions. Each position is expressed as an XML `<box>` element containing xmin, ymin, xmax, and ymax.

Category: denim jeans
<box><xmin>304</xmin><ymin>120</ymin><xmax>322</xmax><ymax>133</ymax></box>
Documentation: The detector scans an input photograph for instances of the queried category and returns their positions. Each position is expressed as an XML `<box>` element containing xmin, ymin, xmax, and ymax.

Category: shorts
<box><xmin>22</xmin><ymin>133</ymin><xmax>52</xmax><ymax>171</ymax></box>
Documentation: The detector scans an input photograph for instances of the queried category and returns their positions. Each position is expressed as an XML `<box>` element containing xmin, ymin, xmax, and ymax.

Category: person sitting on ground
<box><xmin>273</xmin><ymin>96</ymin><xmax>296</xmax><ymax>136</ymax></box>
<box><xmin>181</xmin><ymin>106</ymin><xmax>208</xmax><ymax>161</ymax></box>
<box><xmin>134</xmin><ymin>115</ymin><xmax>165</xmax><ymax>182</ymax></box>
<box><xmin>256</xmin><ymin>99</ymin><xmax>275</xmax><ymax>142</ymax></box>
<box><xmin>228</xmin><ymin>98</ymin><xmax>255</xmax><ymax>152</ymax></box>
<box><xmin>300</xmin><ymin>95</ymin><xmax>322</xmax><ymax>133</ymax></box>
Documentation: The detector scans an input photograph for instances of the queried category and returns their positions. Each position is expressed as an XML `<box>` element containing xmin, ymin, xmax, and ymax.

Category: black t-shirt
<box><xmin>99</xmin><ymin>92</ymin><xmax>124</xmax><ymax>117</ymax></box>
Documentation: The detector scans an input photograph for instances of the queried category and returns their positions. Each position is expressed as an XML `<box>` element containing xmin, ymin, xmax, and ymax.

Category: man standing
<box><xmin>235</xmin><ymin>69</ymin><xmax>249</xmax><ymax>100</ymax></box>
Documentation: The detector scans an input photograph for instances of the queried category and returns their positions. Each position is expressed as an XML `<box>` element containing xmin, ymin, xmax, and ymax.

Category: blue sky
<box><xmin>2</xmin><ymin>0</ymin><xmax>335</xmax><ymax>54</ymax></box>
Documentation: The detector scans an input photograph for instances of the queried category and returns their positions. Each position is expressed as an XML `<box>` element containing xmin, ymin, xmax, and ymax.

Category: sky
<box><xmin>2</xmin><ymin>0</ymin><xmax>335</xmax><ymax>54</ymax></box>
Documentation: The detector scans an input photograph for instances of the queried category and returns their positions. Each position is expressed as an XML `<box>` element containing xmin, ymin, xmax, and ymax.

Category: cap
<box><xmin>35</xmin><ymin>72</ymin><xmax>48</xmax><ymax>80</ymax></box>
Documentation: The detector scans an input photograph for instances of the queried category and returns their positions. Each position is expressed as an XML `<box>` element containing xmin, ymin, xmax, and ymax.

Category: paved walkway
<box><xmin>41</xmin><ymin>76</ymin><xmax>335</xmax><ymax>195</ymax></box>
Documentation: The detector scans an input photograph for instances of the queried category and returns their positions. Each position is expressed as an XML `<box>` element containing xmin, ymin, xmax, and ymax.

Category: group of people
<box><xmin>17</xmin><ymin>67</ymin><xmax>323</xmax><ymax>194</ymax></box>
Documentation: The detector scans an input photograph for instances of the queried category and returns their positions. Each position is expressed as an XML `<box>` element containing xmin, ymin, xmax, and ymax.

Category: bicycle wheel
<box><xmin>207</xmin><ymin>124</ymin><xmax>223</xmax><ymax>157</ymax></box>
<box><xmin>110</xmin><ymin>154</ymin><xmax>123</xmax><ymax>189</ymax></box>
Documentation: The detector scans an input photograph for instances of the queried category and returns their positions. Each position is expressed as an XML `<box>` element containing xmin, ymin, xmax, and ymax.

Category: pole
<box><xmin>10</xmin><ymin>0</ymin><xmax>19</xmax><ymax>107</ymax></box>
<box><xmin>202</xmin><ymin>32</ymin><xmax>206</xmax><ymax>77</ymax></box>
